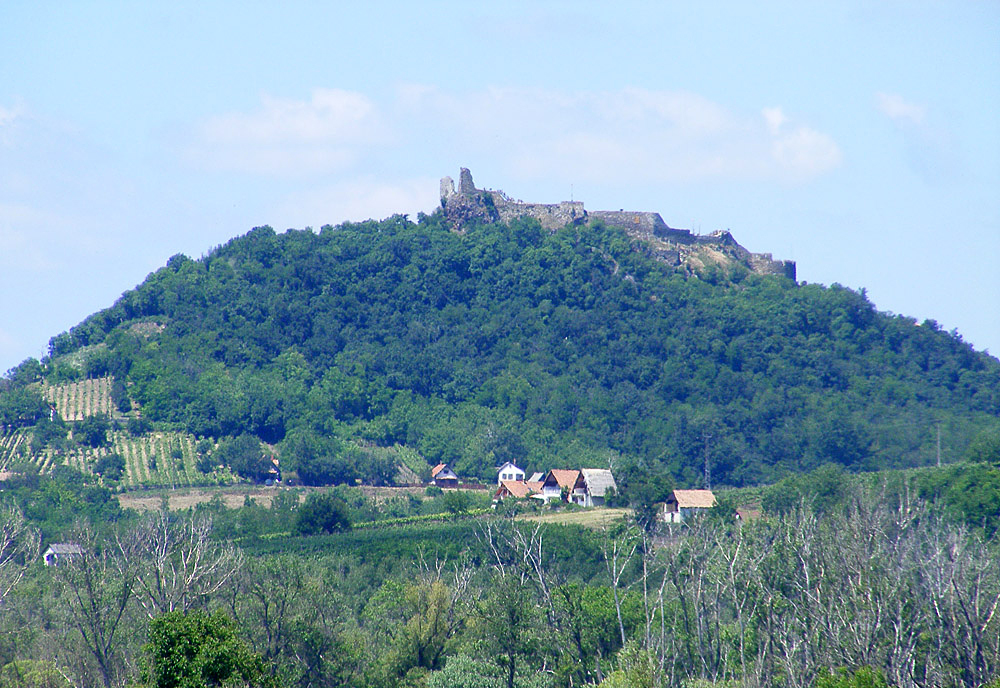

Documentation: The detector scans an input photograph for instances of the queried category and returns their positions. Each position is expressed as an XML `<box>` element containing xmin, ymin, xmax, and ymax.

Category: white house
<box><xmin>661</xmin><ymin>489</ymin><xmax>717</xmax><ymax>523</ymax></box>
<box><xmin>495</xmin><ymin>461</ymin><xmax>525</xmax><ymax>485</ymax></box>
<box><xmin>43</xmin><ymin>543</ymin><xmax>84</xmax><ymax>566</ymax></box>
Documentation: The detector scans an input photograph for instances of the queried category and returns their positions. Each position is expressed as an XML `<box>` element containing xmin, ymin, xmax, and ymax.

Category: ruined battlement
<box><xmin>440</xmin><ymin>168</ymin><xmax>795</xmax><ymax>280</ymax></box>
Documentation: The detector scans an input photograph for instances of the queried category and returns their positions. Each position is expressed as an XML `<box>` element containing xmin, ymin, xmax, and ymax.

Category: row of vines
<box><xmin>0</xmin><ymin>429</ymin><xmax>232</xmax><ymax>489</ymax></box>
<box><xmin>42</xmin><ymin>376</ymin><xmax>115</xmax><ymax>421</ymax></box>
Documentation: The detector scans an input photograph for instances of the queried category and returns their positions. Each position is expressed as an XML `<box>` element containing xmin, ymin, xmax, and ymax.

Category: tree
<box><xmin>133</xmin><ymin>512</ymin><xmax>242</xmax><ymax>617</ymax></box>
<box><xmin>216</xmin><ymin>435</ymin><xmax>271</xmax><ymax>482</ymax></box>
<box><xmin>53</xmin><ymin>525</ymin><xmax>141</xmax><ymax>688</ymax></box>
<box><xmin>294</xmin><ymin>492</ymin><xmax>351</xmax><ymax>535</ymax></box>
<box><xmin>0</xmin><ymin>506</ymin><xmax>39</xmax><ymax>606</ymax></box>
<box><xmin>0</xmin><ymin>660</ymin><xmax>72</xmax><ymax>688</ymax></box>
<box><xmin>93</xmin><ymin>454</ymin><xmax>125</xmax><ymax>481</ymax></box>
<box><xmin>76</xmin><ymin>414</ymin><xmax>111</xmax><ymax>449</ymax></box>
<box><xmin>144</xmin><ymin>610</ymin><xmax>273</xmax><ymax>688</ymax></box>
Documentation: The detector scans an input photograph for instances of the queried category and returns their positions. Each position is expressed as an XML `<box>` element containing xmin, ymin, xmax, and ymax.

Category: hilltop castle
<box><xmin>440</xmin><ymin>168</ymin><xmax>795</xmax><ymax>280</ymax></box>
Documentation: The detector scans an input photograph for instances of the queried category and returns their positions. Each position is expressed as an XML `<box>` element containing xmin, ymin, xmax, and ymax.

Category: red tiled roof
<box><xmin>496</xmin><ymin>480</ymin><xmax>543</xmax><ymax>499</ymax></box>
<box><xmin>547</xmin><ymin>469</ymin><xmax>581</xmax><ymax>490</ymax></box>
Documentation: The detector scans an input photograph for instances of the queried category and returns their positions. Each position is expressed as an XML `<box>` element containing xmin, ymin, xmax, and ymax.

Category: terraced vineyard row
<box><xmin>0</xmin><ymin>430</ymin><xmax>29</xmax><ymax>470</ymax></box>
<box><xmin>43</xmin><ymin>376</ymin><xmax>115</xmax><ymax>421</ymax></box>
<box><xmin>0</xmin><ymin>429</ymin><xmax>229</xmax><ymax>489</ymax></box>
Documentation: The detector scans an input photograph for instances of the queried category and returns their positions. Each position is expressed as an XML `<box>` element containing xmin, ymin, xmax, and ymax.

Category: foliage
<box><xmin>144</xmin><ymin>610</ymin><xmax>273</xmax><ymax>688</ymax></box>
<box><xmin>8</xmin><ymin>212</ymin><xmax>995</xmax><ymax>488</ymax></box>
<box><xmin>0</xmin><ymin>660</ymin><xmax>72</xmax><ymax>688</ymax></box>
<box><xmin>75</xmin><ymin>414</ymin><xmax>111</xmax><ymax>449</ymax></box>
<box><xmin>813</xmin><ymin>666</ymin><xmax>889</xmax><ymax>688</ymax></box>
<box><xmin>0</xmin><ymin>388</ymin><xmax>48</xmax><ymax>429</ymax></box>
<box><xmin>916</xmin><ymin>461</ymin><xmax>1000</xmax><ymax>536</ymax></box>
<box><xmin>215</xmin><ymin>435</ymin><xmax>270</xmax><ymax>482</ymax></box>
<box><xmin>293</xmin><ymin>492</ymin><xmax>351</xmax><ymax>535</ymax></box>
<box><xmin>93</xmin><ymin>453</ymin><xmax>125</xmax><ymax>481</ymax></box>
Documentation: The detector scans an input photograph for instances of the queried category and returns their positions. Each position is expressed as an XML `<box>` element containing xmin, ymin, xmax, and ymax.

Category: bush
<box><xmin>294</xmin><ymin>492</ymin><xmax>351</xmax><ymax>535</ymax></box>
<box><xmin>216</xmin><ymin>434</ymin><xmax>271</xmax><ymax>482</ymax></box>
<box><xmin>94</xmin><ymin>453</ymin><xmax>125</xmax><ymax>481</ymax></box>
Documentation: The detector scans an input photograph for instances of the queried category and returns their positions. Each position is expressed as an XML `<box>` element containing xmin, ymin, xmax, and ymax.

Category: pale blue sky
<box><xmin>2</xmin><ymin>1</ymin><xmax>998</xmax><ymax>372</ymax></box>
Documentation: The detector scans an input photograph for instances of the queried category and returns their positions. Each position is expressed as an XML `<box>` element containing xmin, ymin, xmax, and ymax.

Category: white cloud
<box><xmin>876</xmin><ymin>92</ymin><xmax>926</xmax><ymax>126</ymax></box>
<box><xmin>181</xmin><ymin>85</ymin><xmax>842</xmax><ymax>186</ymax></box>
<box><xmin>185</xmin><ymin>88</ymin><xmax>388</xmax><ymax>176</ymax></box>
<box><xmin>273</xmin><ymin>176</ymin><xmax>440</xmax><ymax>228</ymax></box>
<box><xmin>399</xmin><ymin>86</ymin><xmax>842</xmax><ymax>184</ymax></box>
<box><xmin>874</xmin><ymin>92</ymin><xmax>959</xmax><ymax>183</ymax></box>
<box><xmin>0</xmin><ymin>100</ymin><xmax>26</xmax><ymax>145</ymax></box>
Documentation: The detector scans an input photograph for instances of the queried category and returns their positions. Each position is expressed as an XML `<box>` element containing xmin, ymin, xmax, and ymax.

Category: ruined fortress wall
<box><xmin>439</xmin><ymin>168</ymin><xmax>796</xmax><ymax>280</ymax></box>
<box><xmin>588</xmin><ymin>211</ymin><xmax>697</xmax><ymax>244</ymax></box>
<box><xmin>495</xmin><ymin>199</ymin><xmax>586</xmax><ymax>230</ymax></box>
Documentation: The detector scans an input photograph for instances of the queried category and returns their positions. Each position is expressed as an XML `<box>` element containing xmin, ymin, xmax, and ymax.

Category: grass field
<box><xmin>517</xmin><ymin>507</ymin><xmax>631</xmax><ymax>529</ymax></box>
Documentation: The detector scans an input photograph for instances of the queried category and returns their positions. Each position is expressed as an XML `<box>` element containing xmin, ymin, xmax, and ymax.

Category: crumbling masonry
<box><xmin>440</xmin><ymin>168</ymin><xmax>796</xmax><ymax>280</ymax></box>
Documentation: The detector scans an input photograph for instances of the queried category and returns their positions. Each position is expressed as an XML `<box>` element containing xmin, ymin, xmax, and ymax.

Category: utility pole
<box><xmin>703</xmin><ymin>431</ymin><xmax>712</xmax><ymax>490</ymax></box>
<box><xmin>936</xmin><ymin>422</ymin><xmax>942</xmax><ymax>467</ymax></box>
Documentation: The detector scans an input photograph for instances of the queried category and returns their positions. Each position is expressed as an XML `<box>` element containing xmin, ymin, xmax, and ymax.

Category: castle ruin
<box><xmin>439</xmin><ymin>168</ymin><xmax>796</xmax><ymax>280</ymax></box>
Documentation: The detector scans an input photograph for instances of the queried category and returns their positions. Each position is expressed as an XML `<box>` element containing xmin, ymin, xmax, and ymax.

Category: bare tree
<box><xmin>0</xmin><ymin>505</ymin><xmax>39</xmax><ymax>605</ymax></box>
<box><xmin>53</xmin><ymin>523</ymin><xmax>141</xmax><ymax>688</ymax></box>
<box><xmin>132</xmin><ymin>510</ymin><xmax>242</xmax><ymax>617</ymax></box>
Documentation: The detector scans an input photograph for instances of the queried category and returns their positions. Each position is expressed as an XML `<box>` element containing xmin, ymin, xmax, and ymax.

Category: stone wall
<box><xmin>438</xmin><ymin>168</ymin><xmax>796</xmax><ymax>280</ymax></box>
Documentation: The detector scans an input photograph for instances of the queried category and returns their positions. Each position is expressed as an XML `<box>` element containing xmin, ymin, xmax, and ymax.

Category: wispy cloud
<box><xmin>182</xmin><ymin>86</ymin><xmax>842</xmax><ymax>186</ymax></box>
<box><xmin>273</xmin><ymin>176</ymin><xmax>440</xmax><ymax>228</ymax></box>
<box><xmin>876</xmin><ymin>92</ymin><xmax>926</xmax><ymax>126</ymax></box>
<box><xmin>398</xmin><ymin>86</ymin><xmax>842</xmax><ymax>184</ymax></box>
<box><xmin>185</xmin><ymin>88</ymin><xmax>389</xmax><ymax>176</ymax></box>
<box><xmin>0</xmin><ymin>100</ymin><xmax>26</xmax><ymax>145</ymax></box>
<box><xmin>874</xmin><ymin>92</ymin><xmax>958</xmax><ymax>183</ymax></box>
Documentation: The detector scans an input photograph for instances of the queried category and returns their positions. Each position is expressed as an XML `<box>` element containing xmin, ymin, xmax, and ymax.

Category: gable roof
<box><xmin>545</xmin><ymin>469</ymin><xmax>581</xmax><ymax>490</ymax></box>
<box><xmin>672</xmin><ymin>489</ymin><xmax>717</xmax><ymax>509</ymax></box>
<box><xmin>496</xmin><ymin>480</ymin><xmax>543</xmax><ymax>499</ymax></box>
<box><xmin>495</xmin><ymin>461</ymin><xmax>524</xmax><ymax>474</ymax></box>
<box><xmin>431</xmin><ymin>463</ymin><xmax>455</xmax><ymax>479</ymax></box>
<box><xmin>45</xmin><ymin>543</ymin><xmax>84</xmax><ymax>555</ymax></box>
<box><xmin>580</xmin><ymin>469</ymin><xmax>617</xmax><ymax>497</ymax></box>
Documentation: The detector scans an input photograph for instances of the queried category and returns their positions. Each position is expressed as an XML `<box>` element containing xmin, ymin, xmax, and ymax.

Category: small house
<box><xmin>430</xmin><ymin>463</ymin><xmax>459</xmax><ymax>488</ymax></box>
<box><xmin>496</xmin><ymin>461</ymin><xmax>525</xmax><ymax>485</ymax></box>
<box><xmin>662</xmin><ymin>489</ymin><xmax>716</xmax><ymax>522</ymax></box>
<box><xmin>43</xmin><ymin>543</ymin><xmax>84</xmax><ymax>567</ymax></box>
<box><xmin>493</xmin><ymin>480</ymin><xmax>543</xmax><ymax>501</ymax></box>
<box><xmin>579</xmin><ymin>468</ymin><xmax>618</xmax><ymax>507</ymax></box>
<box><xmin>540</xmin><ymin>469</ymin><xmax>583</xmax><ymax>503</ymax></box>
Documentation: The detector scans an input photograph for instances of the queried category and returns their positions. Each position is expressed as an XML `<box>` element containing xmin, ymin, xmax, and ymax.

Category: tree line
<box><xmin>0</xmin><ymin>477</ymin><xmax>997</xmax><ymax>687</ymax></box>
<box><xmin>4</xmin><ymin>211</ymin><xmax>998</xmax><ymax>488</ymax></box>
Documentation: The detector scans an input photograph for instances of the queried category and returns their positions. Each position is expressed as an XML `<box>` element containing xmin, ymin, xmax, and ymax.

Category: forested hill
<box><xmin>10</xmin><ymin>211</ymin><xmax>1000</xmax><ymax>486</ymax></box>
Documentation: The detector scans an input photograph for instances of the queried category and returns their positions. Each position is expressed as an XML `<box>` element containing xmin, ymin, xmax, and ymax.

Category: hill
<box><xmin>3</xmin><ymin>176</ymin><xmax>999</xmax><ymax>489</ymax></box>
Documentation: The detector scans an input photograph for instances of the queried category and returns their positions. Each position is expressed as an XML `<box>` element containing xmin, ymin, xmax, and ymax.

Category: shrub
<box><xmin>294</xmin><ymin>492</ymin><xmax>351</xmax><ymax>535</ymax></box>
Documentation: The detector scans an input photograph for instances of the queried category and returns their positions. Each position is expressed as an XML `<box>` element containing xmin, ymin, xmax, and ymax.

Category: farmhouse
<box><xmin>430</xmin><ymin>463</ymin><xmax>459</xmax><ymax>488</ymax></box>
<box><xmin>496</xmin><ymin>461</ymin><xmax>525</xmax><ymax>485</ymax></box>
<box><xmin>494</xmin><ymin>479</ymin><xmax>543</xmax><ymax>501</ymax></box>
<box><xmin>662</xmin><ymin>489</ymin><xmax>717</xmax><ymax>523</ymax></box>
<box><xmin>578</xmin><ymin>469</ymin><xmax>618</xmax><ymax>507</ymax></box>
<box><xmin>43</xmin><ymin>543</ymin><xmax>84</xmax><ymax>566</ymax></box>
<box><xmin>540</xmin><ymin>469</ymin><xmax>582</xmax><ymax>503</ymax></box>
<box><xmin>536</xmin><ymin>468</ymin><xmax>618</xmax><ymax>506</ymax></box>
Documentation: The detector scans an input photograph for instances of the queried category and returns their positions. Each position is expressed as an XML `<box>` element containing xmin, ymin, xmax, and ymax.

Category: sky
<box><xmin>1</xmin><ymin>2</ymin><xmax>998</xmax><ymax>373</ymax></box>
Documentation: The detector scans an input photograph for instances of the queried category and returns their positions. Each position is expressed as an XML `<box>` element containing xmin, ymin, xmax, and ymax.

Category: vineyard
<box><xmin>0</xmin><ymin>428</ymin><xmax>232</xmax><ymax>489</ymax></box>
<box><xmin>42</xmin><ymin>376</ymin><xmax>116</xmax><ymax>421</ymax></box>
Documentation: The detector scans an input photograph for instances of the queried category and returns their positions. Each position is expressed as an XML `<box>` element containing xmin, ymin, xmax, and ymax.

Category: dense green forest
<box><xmin>0</xmin><ymin>469</ymin><xmax>997</xmax><ymax>688</ymax></box>
<box><xmin>4</xmin><ymin>210</ymin><xmax>997</xmax><ymax>487</ymax></box>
